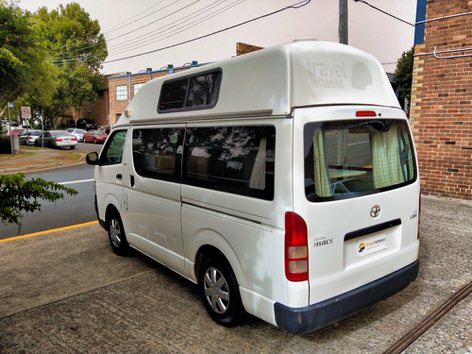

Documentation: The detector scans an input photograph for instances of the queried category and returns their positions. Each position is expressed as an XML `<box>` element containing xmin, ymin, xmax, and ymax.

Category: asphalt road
<box><xmin>0</xmin><ymin>143</ymin><xmax>102</xmax><ymax>239</ymax></box>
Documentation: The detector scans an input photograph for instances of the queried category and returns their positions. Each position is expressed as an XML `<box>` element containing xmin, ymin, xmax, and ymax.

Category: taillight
<box><xmin>285</xmin><ymin>212</ymin><xmax>308</xmax><ymax>281</ymax></box>
<box><xmin>71</xmin><ymin>137</ymin><xmax>77</xmax><ymax>141</ymax></box>
<box><xmin>55</xmin><ymin>137</ymin><xmax>62</xmax><ymax>142</ymax></box>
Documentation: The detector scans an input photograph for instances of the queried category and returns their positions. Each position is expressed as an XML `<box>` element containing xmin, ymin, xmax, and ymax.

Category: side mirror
<box><xmin>86</xmin><ymin>151</ymin><xmax>99</xmax><ymax>165</ymax></box>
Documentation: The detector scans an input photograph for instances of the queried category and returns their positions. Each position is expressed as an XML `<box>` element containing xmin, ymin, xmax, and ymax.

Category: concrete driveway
<box><xmin>0</xmin><ymin>196</ymin><xmax>471</xmax><ymax>353</ymax></box>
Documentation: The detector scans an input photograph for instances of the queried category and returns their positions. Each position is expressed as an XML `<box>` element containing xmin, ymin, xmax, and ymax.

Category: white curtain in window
<box><xmin>313</xmin><ymin>129</ymin><xmax>331</xmax><ymax>197</ymax></box>
<box><xmin>249</xmin><ymin>137</ymin><xmax>266</xmax><ymax>190</ymax></box>
<box><xmin>371</xmin><ymin>125</ymin><xmax>405</xmax><ymax>188</ymax></box>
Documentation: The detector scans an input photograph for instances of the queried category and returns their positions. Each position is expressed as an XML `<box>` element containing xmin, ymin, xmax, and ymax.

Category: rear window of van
<box><xmin>304</xmin><ymin>119</ymin><xmax>416</xmax><ymax>201</ymax></box>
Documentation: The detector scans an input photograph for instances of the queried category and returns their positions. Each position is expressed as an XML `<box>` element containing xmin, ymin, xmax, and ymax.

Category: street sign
<box><xmin>21</xmin><ymin>106</ymin><xmax>32</xmax><ymax>119</ymax></box>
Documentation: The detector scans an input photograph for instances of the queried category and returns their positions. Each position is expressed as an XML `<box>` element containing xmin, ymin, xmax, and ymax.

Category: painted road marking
<box><xmin>59</xmin><ymin>178</ymin><xmax>95</xmax><ymax>185</ymax></box>
<box><xmin>0</xmin><ymin>220</ymin><xmax>99</xmax><ymax>243</ymax></box>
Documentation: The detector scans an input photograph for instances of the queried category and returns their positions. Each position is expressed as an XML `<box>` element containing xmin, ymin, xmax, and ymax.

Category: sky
<box><xmin>17</xmin><ymin>0</ymin><xmax>417</xmax><ymax>75</ymax></box>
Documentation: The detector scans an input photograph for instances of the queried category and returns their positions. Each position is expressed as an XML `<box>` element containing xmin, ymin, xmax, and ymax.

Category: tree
<box><xmin>0</xmin><ymin>173</ymin><xmax>77</xmax><ymax>225</ymax></box>
<box><xmin>393</xmin><ymin>48</ymin><xmax>414</xmax><ymax>107</ymax></box>
<box><xmin>30</xmin><ymin>3</ymin><xmax>108</xmax><ymax>125</ymax></box>
<box><xmin>0</xmin><ymin>1</ymin><xmax>59</xmax><ymax>118</ymax></box>
<box><xmin>0</xmin><ymin>2</ymin><xmax>33</xmax><ymax>105</ymax></box>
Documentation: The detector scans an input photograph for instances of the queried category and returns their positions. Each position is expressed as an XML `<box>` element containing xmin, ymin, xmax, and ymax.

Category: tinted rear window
<box><xmin>304</xmin><ymin>119</ymin><xmax>416</xmax><ymax>201</ymax></box>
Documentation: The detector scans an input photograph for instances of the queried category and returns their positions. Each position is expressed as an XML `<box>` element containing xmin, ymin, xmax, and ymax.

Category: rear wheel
<box><xmin>107</xmin><ymin>211</ymin><xmax>129</xmax><ymax>256</ymax></box>
<box><xmin>198</xmin><ymin>255</ymin><xmax>243</xmax><ymax>326</ymax></box>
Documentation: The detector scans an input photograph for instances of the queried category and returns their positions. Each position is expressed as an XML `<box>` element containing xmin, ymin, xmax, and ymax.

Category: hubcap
<box><xmin>109</xmin><ymin>218</ymin><xmax>121</xmax><ymax>248</ymax></box>
<box><xmin>203</xmin><ymin>267</ymin><xmax>230</xmax><ymax>314</ymax></box>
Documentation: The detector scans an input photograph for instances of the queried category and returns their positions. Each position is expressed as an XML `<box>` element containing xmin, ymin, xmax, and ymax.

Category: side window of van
<box><xmin>100</xmin><ymin>130</ymin><xmax>127</xmax><ymax>165</ymax></box>
<box><xmin>183</xmin><ymin>125</ymin><xmax>275</xmax><ymax>200</ymax></box>
<box><xmin>158</xmin><ymin>69</ymin><xmax>222</xmax><ymax>112</ymax></box>
<box><xmin>132</xmin><ymin>128</ymin><xmax>184</xmax><ymax>182</ymax></box>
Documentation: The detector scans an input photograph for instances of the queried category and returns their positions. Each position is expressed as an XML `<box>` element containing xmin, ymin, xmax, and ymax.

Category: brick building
<box><xmin>108</xmin><ymin>63</ymin><xmax>202</xmax><ymax>125</ymax></box>
<box><xmin>58</xmin><ymin>80</ymin><xmax>109</xmax><ymax>128</ymax></box>
<box><xmin>411</xmin><ymin>0</ymin><xmax>472</xmax><ymax>200</ymax></box>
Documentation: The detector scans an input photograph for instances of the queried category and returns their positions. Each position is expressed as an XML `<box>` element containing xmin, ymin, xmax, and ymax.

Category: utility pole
<box><xmin>339</xmin><ymin>0</ymin><xmax>348</xmax><ymax>44</ymax></box>
<box><xmin>7</xmin><ymin>103</ymin><xmax>13</xmax><ymax>155</ymax></box>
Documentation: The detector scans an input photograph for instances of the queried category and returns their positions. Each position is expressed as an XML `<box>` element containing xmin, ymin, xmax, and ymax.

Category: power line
<box><xmin>103</xmin><ymin>0</ymin><xmax>312</xmax><ymax>64</ymax></box>
<box><xmin>54</xmin><ymin>0</ymin><xmax>211</xmax><ymax>61</ymax></box>
<box><xmin>102</xmin><ymin>0</ymin><xmax>168</xmax><ymax>35</ymax></box>
<box><xmin>107</xmin><ymin>0</ymin><xmax>203</xmax><ymax>42</ymax></box>
<box><xmin>107</xmin><ymin>0</ymin><xmax>233</xmax><ymax>52</ymax></box>
<box><xmin>54</xmin><ymin>0</ymin><xmax>240</xmax><ymax>63</ymax></box>
<box><xmin>353</xmin><ymin>0</ymin><xmax>414</xmax><ymax>27</ymax></box>
<box><xmin>108</xmin><ymin>0</ymin><xmax>245</xmax><ymax>57</ymax></box>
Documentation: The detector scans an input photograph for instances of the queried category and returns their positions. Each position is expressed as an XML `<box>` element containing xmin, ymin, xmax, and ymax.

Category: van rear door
<box><xmin>292</xmin><ymin>106</ymin><xmax>420</xmax><ymax>306</ymax></box>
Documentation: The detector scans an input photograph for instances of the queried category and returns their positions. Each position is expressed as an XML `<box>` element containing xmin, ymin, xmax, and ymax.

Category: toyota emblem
<box><xmin>370</xmin><ymin>205</ymin><xmax>381</xmax><ymax>218</ymax></box>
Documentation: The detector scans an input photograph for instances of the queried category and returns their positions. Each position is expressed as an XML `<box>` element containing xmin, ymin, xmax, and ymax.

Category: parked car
<box><xmin>83</xmin><ymin>129</ymin><xmax>107</xmax><ymax>144</ymax></box>
<box><xmin>19</xmin><ymin>130</ymin><xmax>42</xmax><ymax>145</ymax></box>
<box><xmin>10</xmin><ymin>127</ymin><xmax>25</xmax><ymax>136</ymax></box>
<box><xmin>66</xmin><ymin>128</ymin><xmax>86</xmax><ymax>142</ymax></box>
<box><xmin>100</xmin><ymin>125</ymin><xmax>111</xmax><ymax>134</ymax></box>
<box><xmin>35</xmin><ymin>130</ymin><xmax>78</xmax><ymax>149</ymax></box>
<box><xmin>76</xmin><ymin>118</ymin><xmax>98</xmax><ymax>130</ymax></box>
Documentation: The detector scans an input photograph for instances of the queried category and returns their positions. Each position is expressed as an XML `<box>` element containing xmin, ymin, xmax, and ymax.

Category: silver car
<box><xmin>35</xmin><ymin>130</ymin><xmax>78</xmax><ymax>149</ymax></box>
<box><xmin>66</xmin><ymin>128</ymin><xmax>86</xmax><ymax>142</ymax></box>
<box><xmin>19</xmin><ymin>130</ymin><xmax>42</xmax><ymax>145</ymax></box>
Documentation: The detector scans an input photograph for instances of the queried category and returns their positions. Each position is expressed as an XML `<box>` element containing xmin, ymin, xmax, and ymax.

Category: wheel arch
<box><xmin>104</xmin><ymin>204</ymin><xmax>120</xmax><ymax>231</ymax></box>
<box><xmin>194</xmin><ymin>243</ymin><xmax>245</xmax><ymax>289</ymax></box>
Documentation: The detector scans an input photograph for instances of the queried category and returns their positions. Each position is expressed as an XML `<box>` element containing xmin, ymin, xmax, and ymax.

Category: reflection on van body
<box><xmin>88</xmin><ymin>41</ymin><xmax>420</xmax><ymax>333</ymax></box>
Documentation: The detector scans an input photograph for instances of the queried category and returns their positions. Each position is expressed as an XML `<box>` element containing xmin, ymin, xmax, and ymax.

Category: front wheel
<box><xmin>107</xmin><ymin>211</ymin><xmax>130</xmax><ymax>256</ymax></box>
<box><xmin>198</xmin><ymin>255</ymin><xmax>244</xmax><ymax>327</ymax></box>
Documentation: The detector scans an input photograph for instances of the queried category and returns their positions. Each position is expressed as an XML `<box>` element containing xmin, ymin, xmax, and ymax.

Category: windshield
<box><xmin>304</xmin><ymin>119</ymin><xmax>416</xmax><ymax>201</ymax></box>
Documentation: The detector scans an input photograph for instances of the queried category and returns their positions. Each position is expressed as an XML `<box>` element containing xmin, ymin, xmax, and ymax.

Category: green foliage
<box><xmin>0</xmin><ymin>2</ymin><xmax>33</xmax><ymax>104</ymax></box>
<box><xmin>1</xmin><ymin>1</ymin><xmax>108</xmax><ymax>125</ymax></box>
<box><xmin>393</xmin><ymin>48</ymin><xmax>414</xmax><ymax>103</ymax></box>
<box><xmin>30</xmin><ymin>2</ymin><xmax>108</xmax><ymax>121</ymax></box>
<box><xmin>0</xmin><ymin>172</ymin><xmax>78</xmax><ymax>224</ymax></box>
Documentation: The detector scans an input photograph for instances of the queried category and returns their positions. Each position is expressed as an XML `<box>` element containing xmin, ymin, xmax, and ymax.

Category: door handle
<box><xmin>116</xmin><ymin>173</ymin><xmax>122</xmax><ymax>180</ymax></box>
<box><xmin>130</xmin><ymin>175</ymin><xmax>135</xmax><ymax>187</ymax></box>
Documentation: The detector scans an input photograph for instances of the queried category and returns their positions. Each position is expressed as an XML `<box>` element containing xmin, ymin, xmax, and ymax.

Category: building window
<box><xmin>134</xmin><ymin>83</ymin><xmax>145</xmax><ymax>95</ymax></box>
<box><xmin>116</xmin><ymin>85</ymin><xmax>127</xmax><ymax>101</ymax></box>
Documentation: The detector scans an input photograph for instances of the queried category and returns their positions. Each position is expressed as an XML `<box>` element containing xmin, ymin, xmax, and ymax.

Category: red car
<box><xmin>83</xmin><ymin>130</ymin><xmax>107</xmax><ymax>144</ymax></box>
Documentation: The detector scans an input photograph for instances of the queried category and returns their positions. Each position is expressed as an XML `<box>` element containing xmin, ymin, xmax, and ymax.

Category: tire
<box><xmin>107</xmin><ymin>211</ymin><xmax>130</xmax><ymax>256</ymax></box>
<box><xmin>198</xmin><ymin>255</ymin><xmax>244</xmax><ymax>327</ymax></box>
<box><xmin>70</xmin><ymin>146</ymin><xmax>75</xmax><ymax>150</ymax></box>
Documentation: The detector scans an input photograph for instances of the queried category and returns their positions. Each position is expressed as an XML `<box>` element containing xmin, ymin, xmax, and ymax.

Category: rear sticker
<box><xmin>357</xmin><ymin>234</ymin><xmax>387</xmax><ymax>256</ymax></box>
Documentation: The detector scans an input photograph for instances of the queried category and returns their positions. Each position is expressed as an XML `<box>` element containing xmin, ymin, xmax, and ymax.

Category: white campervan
<box><xmin>87</xmin><ymin>40</ymin><xmax>420</xmax><ymax>333</ymax></box>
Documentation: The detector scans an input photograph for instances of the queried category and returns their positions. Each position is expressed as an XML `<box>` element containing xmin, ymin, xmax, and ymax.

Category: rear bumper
<box><xmin>274</xmin><ymin>260</ymin><xmax>419</xmax><ymax>333</ymax></box>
